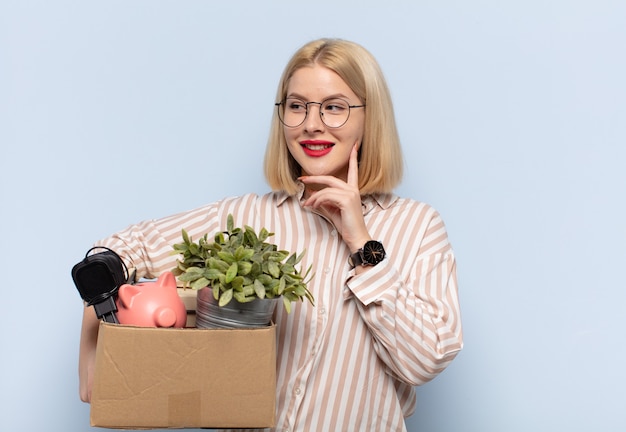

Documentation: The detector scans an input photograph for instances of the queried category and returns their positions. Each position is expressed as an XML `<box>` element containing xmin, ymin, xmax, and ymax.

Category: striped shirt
<box><xmin>96</xmin><ymin>190</ymin><xmax>463</xmax><ymax>432</ymax></box>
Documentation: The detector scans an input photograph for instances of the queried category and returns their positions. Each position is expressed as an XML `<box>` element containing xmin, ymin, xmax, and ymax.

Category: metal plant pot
<box><xmin>196</xmin><ymin>287</ymin><xmax>279</xmax><ymax>329</ymax></box>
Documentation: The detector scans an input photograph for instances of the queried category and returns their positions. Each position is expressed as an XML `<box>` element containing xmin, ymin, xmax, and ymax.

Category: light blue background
<box><xmin>1</xmin><ymin>1</ymin><xmax>625</xmax><ymax>431</ymax></box>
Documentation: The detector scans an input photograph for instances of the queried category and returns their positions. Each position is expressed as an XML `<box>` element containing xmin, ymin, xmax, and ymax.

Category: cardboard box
<box><xmin>90</xmin><ymin>321</ymin><xmax>276</xmax><ymax>429</ymax></box>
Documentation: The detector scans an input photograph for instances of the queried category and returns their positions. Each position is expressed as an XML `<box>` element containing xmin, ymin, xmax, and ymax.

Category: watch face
<box><xmin>362</xmin><ymin>240</ymin><xmax>386</xmax><ymax>265</ymax></box>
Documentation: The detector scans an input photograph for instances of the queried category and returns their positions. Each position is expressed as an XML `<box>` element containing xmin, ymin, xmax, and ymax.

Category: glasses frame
<box><xmin>275</xmin><ymin>97</ymin><xmax>366</xmax><ymax>129</ymax></box>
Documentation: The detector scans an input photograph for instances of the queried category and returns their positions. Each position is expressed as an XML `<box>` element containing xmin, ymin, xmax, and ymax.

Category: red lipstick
<box><xmin>300</xmin><ymin>140</ymin><xmax>334</xmax><ymax>157</ymax></box>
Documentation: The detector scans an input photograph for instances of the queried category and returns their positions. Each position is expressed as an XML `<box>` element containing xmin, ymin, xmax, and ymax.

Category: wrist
<box><xmin>348</xmin><ymin>237</ymin><xmax>372</xmax><ymax>254</ymax></box>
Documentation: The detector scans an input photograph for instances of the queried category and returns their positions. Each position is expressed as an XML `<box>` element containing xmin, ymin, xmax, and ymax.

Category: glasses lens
<box><xmin>279</xmin><ymin>98</ymin><xmax>307</xmax><ymax>128</ymax></box>
<box><xmin>320</xmin><ymin>99</ymin><xmax>350</xmax><ymax>128</ymax></box>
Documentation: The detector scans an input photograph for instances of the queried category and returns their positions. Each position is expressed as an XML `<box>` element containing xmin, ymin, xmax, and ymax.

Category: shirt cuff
<box><xmin>344</xmin><ymin>259</ymin><xmax>397</xmax><ymax>306</ymax></box>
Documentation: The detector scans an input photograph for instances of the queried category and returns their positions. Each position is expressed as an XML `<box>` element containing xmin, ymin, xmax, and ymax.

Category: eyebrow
<box><xmin>286</xmin><ymin>92</ymin><xmax>351</xmax><ymax>101</ymax></box>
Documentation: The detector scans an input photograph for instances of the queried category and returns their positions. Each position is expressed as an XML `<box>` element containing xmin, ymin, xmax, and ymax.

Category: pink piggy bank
<box><xmin>116</xmin><ymin>271</ymin><xmax>187</xmax><ymax>328</ymax></box>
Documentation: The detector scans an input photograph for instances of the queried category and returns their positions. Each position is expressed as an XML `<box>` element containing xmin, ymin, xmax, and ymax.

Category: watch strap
<box><xmin>348</xmin><ymin>250</ymin><xmax>364</xmax><ymax>268</ymax></box>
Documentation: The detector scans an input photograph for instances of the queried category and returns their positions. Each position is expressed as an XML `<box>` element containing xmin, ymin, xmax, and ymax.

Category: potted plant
<box><xmin>171</xmin><ymin>214</ymin><xmax>314</xmax><ymax>328</ymax></box>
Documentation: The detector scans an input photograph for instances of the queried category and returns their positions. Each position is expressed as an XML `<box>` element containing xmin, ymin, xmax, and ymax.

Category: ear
<box><xmin>117</xmin><ymin>284</ymin><xmax>141</xmax><ymax>309</ymax></box>
<box><xmin>157</xmin><ymin>271</ymin><xmax>177</xmax><ymax>291</ymax></box>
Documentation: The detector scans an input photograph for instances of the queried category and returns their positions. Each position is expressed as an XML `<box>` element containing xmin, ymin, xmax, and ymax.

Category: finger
<box><xmin>302</xmin><ymin>188</ymin><xmax>337</xmax><ymax>208</ymax></box>
<box><xmin>303</xmin><ymin>188</ymin><xmax>347</xmax><ymax>209</ymax></box>
<box><xmin>347</xmin><ymin>144</ymin><xmax>359</xmax><ymax>188</ymax></box>
<box><xmin>299</xmin><ymin>175</ymin><xmax>346</xmax><ymax>189</ymax></box>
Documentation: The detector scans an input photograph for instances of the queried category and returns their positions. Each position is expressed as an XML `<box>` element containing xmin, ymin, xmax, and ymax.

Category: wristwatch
<box><xmin>348</xmin><ymin>240</ymin><xmax>386</xmax><ymax>268</ymax></box>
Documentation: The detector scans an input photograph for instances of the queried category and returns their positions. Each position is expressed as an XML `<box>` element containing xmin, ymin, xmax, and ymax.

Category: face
<box><xmin>283</xmin><ymin>65</ymin><xmax>365</xmax><ymax>182</ymax></box>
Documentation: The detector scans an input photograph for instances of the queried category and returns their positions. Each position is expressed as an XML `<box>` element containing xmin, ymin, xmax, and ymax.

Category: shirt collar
<box><xmin>275</xmin><ymin>181</ymin><xmax>398</xmax><ymax>214</ymax></box>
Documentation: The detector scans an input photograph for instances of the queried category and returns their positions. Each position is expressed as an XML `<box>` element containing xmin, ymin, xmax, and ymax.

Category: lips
<box><xmin>300</xmin><ymin>140</ymin><xmax>334</xmax><ymax>157</ymax></box>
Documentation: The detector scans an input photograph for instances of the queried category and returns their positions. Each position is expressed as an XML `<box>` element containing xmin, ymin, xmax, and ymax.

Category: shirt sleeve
<box><xmin>92</xmin><ymin>193</ymin><xmax>264</xmax><ymax>280</ymax></box>
<box><xmin>345</xmin><ymin>208</ymin><xmax>463</xmax><ymax>386</ymax></box>
<box><xmin>94</xmin><ymin>202</ymin><xmax>222</xmax><ymax>280</ymax></box>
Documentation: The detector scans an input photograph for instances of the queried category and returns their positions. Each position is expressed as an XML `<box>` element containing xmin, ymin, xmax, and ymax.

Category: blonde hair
<box><xmin>264</xmin><ymin>38</ymin><xmax>404</xmax><ymax>195</ymax></box>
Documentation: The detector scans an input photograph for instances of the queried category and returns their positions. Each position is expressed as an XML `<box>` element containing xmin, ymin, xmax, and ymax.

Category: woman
<box><xmin>79</xmin><ymin>38</ymin><xmax>463</xmax><ymax>431</ymax></box>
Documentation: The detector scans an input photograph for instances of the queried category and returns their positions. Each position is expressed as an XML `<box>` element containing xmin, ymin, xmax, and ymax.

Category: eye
<box><xmin>322</xmin><ymin>99</ymin><xmax>349</xmax><ymax>114</ymax></box>
<box><xmin>286</xmin><ymin>98</ymin><xmax>306</xmax><ymax>112</ymax></box>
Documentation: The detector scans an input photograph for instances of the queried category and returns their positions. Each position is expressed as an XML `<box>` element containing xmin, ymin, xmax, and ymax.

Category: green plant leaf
<box><xmin>295</xmin><ymin>250</ymin><xmax>306</xmax><ymax>265</ymax></box>
<box><xmin>244</xmin><ymin>226</ymin><xmax>258</xmax><ymax>244</ymax></box>
<box><xmin>256</xmin><ymin>274</ymin><xmax>272</xmax><ymax>286</ymax></box>
<box><xmin>293</xmin><ymin>285</ymin><xmax>306</xmax><ymax>296</ymax></box>
<box><xmin>191</xmin><ymin>277</ymin><xmax>210</xmax><ymax>290</ymax></box>
<box><xmin>219</xmin><ymin>288</ymin><xmax>233</xmax><ymax>306</ymax></box>
<box><xmin>185</xmin><ymin>267</ymin><xmax>204</xmax><ymax>274</ymax></box>
<box><xmin>172</xmin><ymin>243</ymin><xmax>188</xmax><ymax>253</ymax></box>
<box><xmin>267</xmin><ymin>279</ymin><xmax>280</xmax><ymax>295</ymax></box>
<box><xmin>208</xmin><ymin>257</ymin><xmax>230</xmax><ymax>273</ymax></box>
<box><xmin>225</xmin><ymin>262</ymin><xmax>238</xmax><ymax>283</ymax></box>
<box><xmin>178</xmin><ymin>272</ymin><xmax>202</xmax><ymax>282</ymax></box>
<box><xmin>282</xmin><ymin>296</ymin><xmax>292</xmax><ymax>313</ymax></box>
<box><xmin>203</xmin><ymin>268</ymin><xmax>222</xmax><ymax>280</ymax></box>
<box><xmin>267</xmin><ymin>261</ymin><xmax>280</xmax><ymax>278</ymax></box>
<box><xmin>234</xmin><ymin>245</ymin><xmax>244</xmax><ymax>261</ymax></box>
<box><xmin>281</xmin><ymin>264</ymin><xmax>295</xmax><ymax>275</ymax></box>
<box><xmin>241</xmin><ymin>284</ymin><xmax>254</xmax><ymax>297</ymax></box>
<box><xmin>306</xmin><ymin>290</ymin><xmax>315</xmax><ymax>304</ymax></box>
<box><xmin>231</xmin><ymin>276</ymin><xmax>244</xmax><ymax>291</ymax></box>
<box><xmin>254</xmin><ymin>279</ymin><xmax>265</xmax><ymax>299</ymax></box>
<box><xmin>303</xmin><ymin>264</ymin><xmax>313</xmax><ymax>280</ymax></box>
<box><xmin>238</xmin><ymin>261</ymin><xmax>252</xmax><ymax>275</ymax></box>
<box><xmin>241</xmin><ymin>248</ymin><xmax>255</xmax><ymax>261</ymax></box>
<box><xmin>214</xmin><ymin>231</ymin><xmax>225</xmax><ymax>244</ymax></box>
<box><xmin>227</xmin><ymin>214</ymin><xmax>234</xmax><ymax>232</ymax></box>
<box><xmin>278</xmin><ymin>276</ymin><xmax>286</xmax><ymax>295</ymax></box>
<box><xmin>218</xmin><ymin>251</ymin><xmax>236</xmax><ymax>264</ymax></box>
<box><xmin>258</xmin><ymin>227</ymin><xmax>269</xmax><ymax>242</ymax></box>
<box><xmin>182</xmin><ymin>229</ymin><xmax>191</xmax><ymax>244</ymax></box>
<box><xmin>250</xmin><ymin>262</ymin><xmax>261</xmax><ymax>275</ymax></box>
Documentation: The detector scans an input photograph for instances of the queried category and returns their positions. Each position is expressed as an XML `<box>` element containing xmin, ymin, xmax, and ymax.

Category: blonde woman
<box><xmin>79</xmin><ymin>38</ymin><xmax>463</xmax><ymax>431</ymax></box>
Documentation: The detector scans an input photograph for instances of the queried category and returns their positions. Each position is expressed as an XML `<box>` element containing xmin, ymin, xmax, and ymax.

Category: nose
<box><xmin>303</xmin><ymin>102</ymin><xmax>325</xmax><ymax>133</ymax></box>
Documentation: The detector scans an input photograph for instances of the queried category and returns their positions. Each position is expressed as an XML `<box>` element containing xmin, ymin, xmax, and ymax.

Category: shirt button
<box><xmin>294</xmin><ymin>387</ymin><xmax>302</xmax><ymax>396</ymax></box>
<box><xmin>324</xmin><ymin>267</ymin><xmax>330</xmax><ymax>275</ymax></box>
<box><xmin>330</xmin><ymin>230</ymin><xmax>337</xmax><ymax>237</ymax></box>
<box><xmin>319</xmin><ymin>307</ymin><xmax>326</xmax><ymax>315</ymax></box>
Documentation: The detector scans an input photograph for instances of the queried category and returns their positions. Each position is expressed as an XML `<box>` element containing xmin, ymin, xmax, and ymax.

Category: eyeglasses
<box><xmin>275</xmin><ymin>97</ymin><xmax>365</xmax><ymax>128</ymax></box>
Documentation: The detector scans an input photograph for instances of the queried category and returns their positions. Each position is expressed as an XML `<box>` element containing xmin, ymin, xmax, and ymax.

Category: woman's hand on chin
<box><xmin>300</xmin><ymin>145</ymin><xmax>371</xmax><ymax>252</ymax></box>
